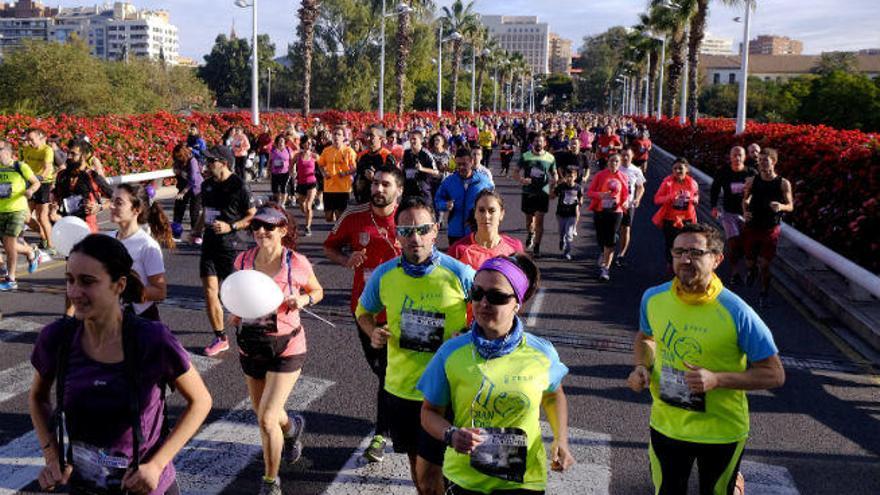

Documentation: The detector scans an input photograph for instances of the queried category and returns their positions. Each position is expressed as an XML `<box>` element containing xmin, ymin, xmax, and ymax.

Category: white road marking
<box><xmin>176</xmin><ymin>375</ymin><xmax>334</xmax><ymax>494</ymax></box>
<box><xmin>0</xmin><ymin>318</ymin><xmax>43</xmax><ymax>343</ymax></box>
<box><xmin>322</xmin><ymin>422</ymin><xmax>611</xmax><ymax>495</ymax></box>
<box><xmin>0</xmin><ymin>363</ymin><xmax>34</xmax><ymax>403</ymax></box>
<box><xmin>525</xmin><ymin>287</ymin><xmax>546</xmax><ymax>327</ymax></box>
<box><xmin>740</xmin><ymin>460</ymin><xmax>801</xmax><ymax>495</ymax></box>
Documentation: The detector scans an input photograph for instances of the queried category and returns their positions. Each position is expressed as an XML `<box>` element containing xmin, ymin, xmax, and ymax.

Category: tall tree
<box><xmin>198</xmin><ymin>34</ymin><xmax>252</xmax><ymax>107</ymax></box>
<box><xmin>574</xmin><ymin>26</ymin><xmax>629</xmax><ymax>112</ymax></box>
<box><xmin>685</xmin><ymin>0</ymin><xmax>709</xmax><ymax>123</ymax></box>
<box><xmin>813</xmin><ymin>51</ymin><xmax>859</xmax><ymax>75</ymax></box>
<box><xmin>477</xmin><ymin>35</ymin><xmax>501</xmax><ymax>110</ymax></box>
<box><xmin>392</xmin><ymin>0</ymin><xmax>434</xmax><ymax>115</ymax></box>
<box><xmin>298</xmin><ymin>0</ymin><xmax>321</xmax><ymax>116</ymax></box>
<box><xmin>440</xmin><ymin>0</ymin><xmax>479</xmax><ymax>112</ymax></box>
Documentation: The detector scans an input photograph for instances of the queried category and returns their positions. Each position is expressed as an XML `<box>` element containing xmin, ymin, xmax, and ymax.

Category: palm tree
<box><xmin>440</xmin><ymin>0</ymin><xmax>479</xmax><ymax>112</ymax></box>
<box><xmin>297</xmin><ymin>0</ymin><xmax>320</xmax><ymax>116</ymax></box>
<box><xmin>392</xmin><ymin>0</ymin><xmax>434</xmax><ymax>115</ymax></box>
<box><xmin>647</xmin><ymin>0</ymin><xmax>697</xmax><ymax>118</ymax></box>
<box><xmin>507</xmin><ymin>52</ymin><xmax>528</xmax><ymax>112</ymax></box>
<box><xmin>495</xmin><ymin>52</ymin><xmax>511</xmax><ymax>111</ymax></box>
<box><xmin>479</xmin><ymin>37</ymin><xmax>502</xmax><ymax>109</ymax></box>
<box><xmin>471</xmin><ymin>25</ymin><xmax>491</xmax><ymax>110</ymax></box>
<box><xmin>634</xmin><ymin>13</ymin><xmax>663</xmax><ymax>115</ymax></box>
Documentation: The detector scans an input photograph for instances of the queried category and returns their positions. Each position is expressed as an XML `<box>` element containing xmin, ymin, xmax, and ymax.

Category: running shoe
<box><xmin>315</xmin><ymin>203</ymin><xmax>324</xmax><ymax>211</ymax></box>
<box><xmin>28</xmin><ymin>253</ymin><xmax>40</xmax><ymax>273</ymax></box>
<box><xmin>563</xmin><ymin>252</ymin><xmax>572</xmax><ymax>261</ymax></box>
<box><xmin>38</xmin><ymin>249</ymin><xmax>53</xmax><ymax>264</ymax></box>
<box><xmin>0</xmin><ymin>280</ymin><xmax>19</xmax><ymax>291</ymax></box>
<box><xmin>203</xmin><ymin>336</ymin><xmax>230</xmax><ymax>356</ymax></box>
<box><xmin>304</xmin><ymin>227</ymin><xmax>312</xmax><ymax>237</ymax></box>
<box><xmin>363</xmin><ymin>434</ymin><xmax>387</xmax><ymax>463</ymax></box>
<box><xmin>257</xmin><ymin>478</ymin><xmax>282</xmax><ymax>495</ymax></box>
<box><xmin>282</xmin><ymin>415</ymin><xmax>306</xmax><ymax>465</ymax></box>
<box><xmin>598</xmin><ymin>267</ymin><xmax>610</xmax><ymax>281</ymax></box>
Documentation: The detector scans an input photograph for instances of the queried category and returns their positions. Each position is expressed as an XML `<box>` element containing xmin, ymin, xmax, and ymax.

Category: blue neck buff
<box><xmin>400</xmin><ymin>247</ymin><xmax>440</xmax><ymax>278</ymax></box>
<box><xmin>471</xmin><ymin>316</ymin><xmax>524</xmax><ymax>360</ymax></box>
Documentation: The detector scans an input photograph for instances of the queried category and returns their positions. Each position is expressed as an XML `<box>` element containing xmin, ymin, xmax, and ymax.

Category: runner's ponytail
<box><xmin>117</xmin><ymin>183</ymin><xmax>176</xmax><ymax>249</ymax></box>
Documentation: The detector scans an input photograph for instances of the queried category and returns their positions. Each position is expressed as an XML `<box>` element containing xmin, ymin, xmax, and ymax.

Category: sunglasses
<box><xmin>396</xmin><ymin>223</ymin><xmax>434</xmax><ymax>237</ymax></box>
<box><xmin>470</xmin><ymin>286</ymin><xmax>517</xmax><ymax>305</ymax></box>
<box><xmin>249</xmin><ymin>221</ymin><xmax>279</xmax><ymax>232</ymax></box>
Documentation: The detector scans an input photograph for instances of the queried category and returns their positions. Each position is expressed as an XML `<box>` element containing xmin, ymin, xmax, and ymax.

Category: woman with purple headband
<box><xmin>418</xmin><ymin>254</ymin><xmax>575</xmax><ymax>494</ymax></box>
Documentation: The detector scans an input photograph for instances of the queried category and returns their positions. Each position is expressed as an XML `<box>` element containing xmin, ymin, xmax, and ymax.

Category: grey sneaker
<box><xmin>598</xmin><ymin>267</ymin><xmax>610</xmax><ymax>281</ymax></box>
<box><xmin>257</xmin><ymin>478</ymin><xmax>282</xmax><ymax>495</ymax></box>
<box><xmin>363</xmin><ymin>434</ymin><xmax>387</xmax><ymax>463</ymax></box>
<box><xmin>282</xmin><ymin>414</ymin><xmax>305</xmax><ymax>465</ymax></box>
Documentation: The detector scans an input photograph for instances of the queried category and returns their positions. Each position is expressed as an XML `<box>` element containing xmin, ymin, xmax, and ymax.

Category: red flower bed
<box><xmin>634</xmin><ymin>117</ymin><xmax>880</xmax><ymax>274</ymax></box>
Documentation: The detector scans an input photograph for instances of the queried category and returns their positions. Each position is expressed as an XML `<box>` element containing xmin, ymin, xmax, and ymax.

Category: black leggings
<box><xmin>172</xmin><ymin>189</ymin><xmax>201</xmax><ymax>230</ymax></box>
<box><xmin>649</xmin><ymin>428</ymin><xmax>745</xmax><ymax>495</ymax></box>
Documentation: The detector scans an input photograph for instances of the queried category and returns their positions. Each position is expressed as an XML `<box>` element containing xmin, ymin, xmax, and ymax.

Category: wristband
<box><xmin>231</xmin><ymin>222</ymin><xmax>238</xmax><ymax>232</ymax></box>
<box><xmin>443</xmin><ymin>426</ymin><xmax>459</xmax><ymax>447</ymax></box>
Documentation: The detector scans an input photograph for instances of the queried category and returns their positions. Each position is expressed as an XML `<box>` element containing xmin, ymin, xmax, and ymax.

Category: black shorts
<box><xmin>239</xmin><ymin>352</ymin><xmax>306</xmax><ymax>379</ymax></box>
<box><xmin>32</xmin><ymin>183</ymin><xmax>52</xmax><ymax>204</ymax></box>
<box><xmin>295</xmin><ymin>182</ymin><xmax>317</xmax><ymax>196</ymax></box>
<box><xmin>621</xmin><ymin>207</ymin><xmax>636</xmax><ymax>227</ymax></box>
<box><xmin>271</xmin><ymin>173</ymin><xmax>291</xmax><ymax>195</ymax></box>
<box><xmin>323</xmin><ymin>192</ymin><xmax>350</xmax><ymax>212</ymax></box>
<box><xmin>594</xmin><ymin>210</ymin><xmax>623</xmax><ymax>247</ymax></box>
<box><xmin>199</xmin><ymin>239</ymin><xmax>237</xmax><ymax>280</ymax></box>
<box><xmin>386</xmin><ymin>393</ymin><xmax>446</xmax><ymax>465</ymax></box>
<box><xmin>521</xmin><ymin>193</ymin><xmax>550</xmax><ymax>215</ymax></box>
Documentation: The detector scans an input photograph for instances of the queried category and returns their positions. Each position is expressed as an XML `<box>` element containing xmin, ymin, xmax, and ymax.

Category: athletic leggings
<box><xmin>648</xmin><ymin>428</ymin><xmax>746</xmax><ymax>495</ymax></box>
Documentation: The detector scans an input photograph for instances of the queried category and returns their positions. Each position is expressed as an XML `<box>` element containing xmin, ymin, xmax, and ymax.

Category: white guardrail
<box><xmin>106</xmin><ymin>168</ymin><xmax>175</xmax><ymax>186</ymax></box>
<box><xmin>653</xmin><ymin>146</ymin><xmax>880</xmax><ymax>301</ymax></box>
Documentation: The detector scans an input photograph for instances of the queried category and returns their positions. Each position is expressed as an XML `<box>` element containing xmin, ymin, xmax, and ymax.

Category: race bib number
<box><xmin>601</xmin><ymin>197</ymin><xmax>617</xmax><ymax>209</ymax></box>
<box><xmin>405</xmin><ymin>168</ymin><xmax>417</xmax><ymax>179</ymax></box>
<box><xmin>470</xmin><ymin>427</ymin><xmax>528</xmax><ymax>483</ymax></box>
<box><xmin>529</xmin><ymin>167</ymin><xmax>545</xmax><ymax>180</ymax></box>
<box><xmin>71</xmin><ymin>441</ymin><xmax>129</xmax><ymax>491</ymax></box>
<box><xmin>63</xmin><ymin>194</ymin><xmax>84</xmax><ymax>215</ymax></box>
<box><xmin>0</xmin><ymin>183</ymin><xmax>11</xmax><ymax>199</ymax></box>
<box><xmin>399</xmin><ymin>308</ymin><xmax>445</xmax><ymax>352</ymax></box>
<box><xmin>204</xmin><ymin>207</ymin><xmax>220</xmax><ymax>225</ymax></box>
<box><xmin>673</xmin><ymin>193</ymin><xmax>690</xmax><ymax>211</ymax></box>
<box><xmin>563</xmin><ymin>189</ymin><xmax>579</xmax><ymax>205</ymax></box>
<box><xmin>730</xmin><ymin>182</ymin><xmax>745</xmax><ymax>194</ymax></box>
<box><xmin>271</xmin><ymin>159</ymin><xmax>285</xmax><ymax>172</ymax></box>
<box><xmin>659</xmin><ymin>365</ymin><xmax>706</xmax><ymax>412</ymax></box>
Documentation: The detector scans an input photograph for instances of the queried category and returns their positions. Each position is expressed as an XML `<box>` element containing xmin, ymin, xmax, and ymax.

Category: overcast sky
<box><xmin>42</xmin><ymin>1</ymin><xmax>880</xmax><ymax>61</ymax></box>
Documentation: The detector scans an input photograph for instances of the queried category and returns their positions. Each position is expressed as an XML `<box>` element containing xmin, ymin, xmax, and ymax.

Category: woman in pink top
<box><xmin>230</xmin><ymin>126</ymin><xmax>251</xmax><ymax>179</ymax></box>
<box><xmin>229</xmin><ymin>205</ymin><xmax>324</xmax><ymax>493</ymax></box>
<box><xmin>293</xmin><ymin>135</ymin><xmax>319</xmax><ymax>236</ymax></box>
<box><xmin>449</xmin><ymin>189</ymin><xmax>524</xmax><ymax>270</ymax></box>
<box><xmin>269</xmin><ymin>135</ymin><xmax>293</xmax><ymax>207</ymax></box>
<box><xmin>587</xmin><ymin>153</ymin><xmax>630</xmax><ymax>281</ymax></box>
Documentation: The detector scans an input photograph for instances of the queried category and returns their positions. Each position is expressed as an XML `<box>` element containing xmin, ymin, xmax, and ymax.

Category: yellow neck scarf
<box><xmin>672</xmin><ymin>273</ymin><xmax>723</xmax><ymax>305</ymax></box>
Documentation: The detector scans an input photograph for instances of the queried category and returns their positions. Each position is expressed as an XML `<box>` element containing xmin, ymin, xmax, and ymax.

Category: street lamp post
<box><xmin>644</xmin><ymin>51</ymin><xmax>651</xmax><ymax>116</ymax></box>
<box><xmin>234</xmin><ymin>0</ymin><xmax>259</xmax><ymax>126</ymax></box>
<box><xmin>470</xmin><ymin>46</ymin><xmax>476</xmax><ymax>114</ymax></box>
<box><xmin>436</xmin><ymin>26</ymin><xmax>462</xmax><ymax>117</ymax></box>
<box><xmin>654</xmin><ymin>35</ymin><xmax>666</xmax><ymax>118</ymax></box>
<box><xmin>379</xmin><ymin>2</ymin><xmax>413</xmax><ymax>120</ymax></box>
<box><xmin>266</xmin><ymin>66</ymin><xmax>272</xmax><ymax>110</ymax></box>
<box><xmin>735</xmin><ymin>0</ymin><xmax>753</xmax><ymax>134</ymax></box>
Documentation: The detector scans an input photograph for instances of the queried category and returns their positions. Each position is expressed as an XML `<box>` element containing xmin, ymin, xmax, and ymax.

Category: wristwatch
<box><xmin>443</xmin><ymin>426</ymin><xmax>459</xmax><ymax>447</ymax></box>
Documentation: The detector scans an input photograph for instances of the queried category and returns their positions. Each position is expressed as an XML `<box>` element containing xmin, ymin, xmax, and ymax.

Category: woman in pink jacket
<box><xmin>652</xmin><ymin>157</ymin><xmax>700</xmax><ymax>265</ymax></box>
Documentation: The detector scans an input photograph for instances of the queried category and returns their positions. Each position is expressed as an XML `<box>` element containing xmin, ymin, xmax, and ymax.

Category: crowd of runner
<box><xmin>0</xmin><ymin>112</ymin><xmax>795</xmax><ymax>494</ymax></box>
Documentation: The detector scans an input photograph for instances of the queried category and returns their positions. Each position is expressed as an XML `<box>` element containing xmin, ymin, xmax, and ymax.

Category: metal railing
<box><xmin>653</xmin><ymin>146</ymin><xmax>880</xmax><ymax>301</ymax></box>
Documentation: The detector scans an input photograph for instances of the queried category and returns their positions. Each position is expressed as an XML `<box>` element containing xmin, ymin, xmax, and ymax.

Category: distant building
<box><xmin>548</xmin><ymin>32</ymin><xmax>572</xmax><ymax>75</ymax></box>
<box><xmin>858</xmin><ymin>48</ymin><xmax>880</xmax><ymax>55</ymax></box>
<box><xmin>482</xmin><ymin>15</ymin><xmax>550</xmax><ymax>75</ymax></box>
<box><xmin>0</xmin><ymin>1</ymin><xmax>179</xmax><ymax>64</ymax></box>
<box><xmin>700</xmin><ymin>34</ymin><xmax>733</xmax><ymax>55</ymax></box>
<box><xmin>701</xmin><ymin>54</ymin><xmax>880</xmax><ymax>85</ymax></box>
<box><xmin>749</xmin><ymin>35</ymin><xmax>803</xmax><ymax>55</ymax></box>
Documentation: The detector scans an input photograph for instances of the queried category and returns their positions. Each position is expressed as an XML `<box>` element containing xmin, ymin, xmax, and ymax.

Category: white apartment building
<box><xmin>481</xmin><ymin>15</ymin><xmax>549</xmax><ymax>75</ymax></box>
<box><xmin>53</xmin><ymin>2</ymin><xmax>179</xmax><ymax>64</ymax></box>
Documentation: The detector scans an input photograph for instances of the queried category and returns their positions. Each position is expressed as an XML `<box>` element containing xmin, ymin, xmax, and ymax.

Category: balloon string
<box><xmin>301</xmin><ymin>308</ymin><xmax>337</xmax><ymax>328</ymax></box>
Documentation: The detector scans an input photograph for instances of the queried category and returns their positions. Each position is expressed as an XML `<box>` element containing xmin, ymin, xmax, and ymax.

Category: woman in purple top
<box><xmin>29</xmin><ymin>234</ymin><xmax>212</xmax><ymax>494</ymax></box>
<box><xmin>293</xmin><ymin>135</ymin><xmax>319</xmax><ymax>236</ymax></box>
<box><xmin>171</xmin><ymin>143</ymin><xmax>204</xmax><ymax>245</ymax></box>
<box><xmin>269</xmin><ymin>135</ymin><xmax>293</xmax><ymax>208</ymax></box>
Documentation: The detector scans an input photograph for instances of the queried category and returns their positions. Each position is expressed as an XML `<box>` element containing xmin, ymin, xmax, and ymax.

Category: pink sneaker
<box><xmin>204</xmin><ymin>336</ymin><xmax>229</xmax><ymax>356</ymax></box>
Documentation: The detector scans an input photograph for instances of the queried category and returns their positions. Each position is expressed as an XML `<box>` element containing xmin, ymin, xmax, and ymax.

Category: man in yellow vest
<box><xmin>628</xmin><ymin>222</ymin><xmax>785</xmax><ymax>495</ymax></box>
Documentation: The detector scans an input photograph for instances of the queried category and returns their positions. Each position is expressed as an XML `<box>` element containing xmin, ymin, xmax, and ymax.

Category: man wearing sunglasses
<box><xmin>628</xmin><ymin>223</ymin><xmax>785</xmax><ymax>495</ymax></box>
<box><xmin>356</xmin><ymin>196</ymin><xmax>475</xmax><ymax>495</ymax></box>
<box><xmin>196</xmin><ymin>145</ymin><xmax>257</xmax><ymax>356</ymax></box>
<box><xmin>324</xmin><ymin>165</ymin><xmax>404</xmax><ymax>463</ymax></box>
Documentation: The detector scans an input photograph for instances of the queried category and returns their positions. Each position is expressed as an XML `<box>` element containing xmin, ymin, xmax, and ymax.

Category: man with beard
<box><xmin>355</xmin><ymin>125</ymin><xmax>396</xmax><ymax>204</ymax></box>
<box><xmin>628</xmin><ymin>223</ymin><xmax>785</xmax><ymax>495</ymax></box>
<box><xmin>324</xmin><ymin>165</ymin><xmax>404</xmax><ymax>463</ymax></box>
<box><xmin>356</xmin><ymin>196</ymin><xmax>474</xmax><ymax>495</ymax></box>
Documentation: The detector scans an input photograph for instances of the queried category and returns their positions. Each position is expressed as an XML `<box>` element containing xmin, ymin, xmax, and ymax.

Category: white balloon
<box><xmin>50</xmin><ymin>216</ymin><xmax>92</xmax><ymax>257</ymax></box>
<box><xmin>220</xmin><ymin>269</ymin><xmax>284</xmax><ymax>319</ymax></box>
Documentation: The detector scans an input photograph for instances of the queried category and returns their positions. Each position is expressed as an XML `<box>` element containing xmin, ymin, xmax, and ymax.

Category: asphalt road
<box><xmin>0</xmin><ymin>150</ymin><xmax>877</xmax><ymax>494</ymax></box>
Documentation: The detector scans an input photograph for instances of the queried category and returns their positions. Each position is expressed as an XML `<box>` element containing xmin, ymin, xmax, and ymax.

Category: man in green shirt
<box><xmin>513</xmin><ymin>133</ymin><xmax>557</xmax><ymax>258</ymax></box>
<box><xmin>628</xmin><ymin>223</ymin><xmax>785</xmax><ymax>495</ymax></box>
<box><xmin>21</xmin><ymin>128</ymin><xmax>55</xmax><ymax>253</ymax></box>
<box><xmin>0</xmin><ymin>140</ymin><xmax>42</xmax><ymax>291</ymax></box>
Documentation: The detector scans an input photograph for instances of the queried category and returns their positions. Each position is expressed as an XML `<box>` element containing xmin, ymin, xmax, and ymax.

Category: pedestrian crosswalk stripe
<box><xmin>0</xmin><ymin>363</ymin><xmax>34</xmax><ymax>404</ymax></box>
<box><xmin>176</xmin><ymin>375</ymin><xmax>334</xmax><ymax>494</ymax></box>
<box><xmin>0</xmin><ymin>317</ymin><xmax>42</xmax><ymax>343</ymax></box>
<box><xmin>322</xmin><ymin>422</ymin><xmax>612</xmax><ymax>494</ymax></box>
